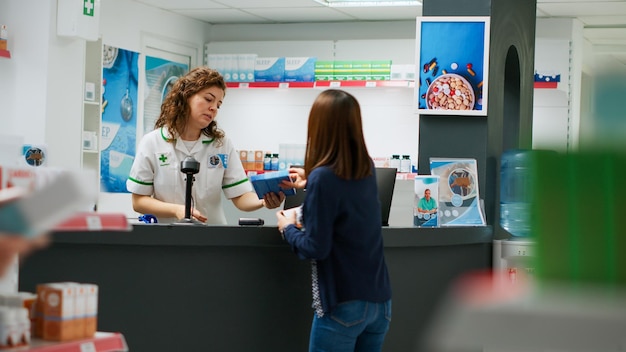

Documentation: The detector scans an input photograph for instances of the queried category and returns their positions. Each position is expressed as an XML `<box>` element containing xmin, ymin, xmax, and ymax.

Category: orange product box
<box><xmin>0</xmin><ymin>40</ymin><xmax>6</xmax><ymax>51</ymax></box>
<box><xmin>69</xmin><ymin>283</ymin><xmax>86</xmax><ymax>340</ymax></box>
<box><xmin>37</xmin><ymin>283</ymin><xmax>76</xmax><ymax>341</ymax></box>
<box><xmin>239</xmin><ymin>150</ymin><xmax>249</xmax><ymax>170</ymax></box>
<box><xmin>83</xmin><ymin>284</ymin><xmax>98</xmax><ymax>338</ymax></box>
<box><xmin>254</xmin><ymin>150</ymin><xmax>264</xmax><ymax>171</ymax></box>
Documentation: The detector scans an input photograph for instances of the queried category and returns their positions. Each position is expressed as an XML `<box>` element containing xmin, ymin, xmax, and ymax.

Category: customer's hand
<box><xmin>281</xmin><ymin>167</ymin><xmax>307</xmax><ymax>189</ymax></box>
<box><xmin>276</xmin><ymin>209</ymin><xmax>297</xmax><ymax>234</ymax></box>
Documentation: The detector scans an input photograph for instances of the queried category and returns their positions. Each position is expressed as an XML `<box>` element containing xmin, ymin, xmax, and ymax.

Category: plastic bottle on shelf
<box><xmin>400</xmin><ymin>155</ymin><xmax>411</xmax><ymax>173</ymax></box>
<box><xmin>389</xmin><ymin>155</ymin><xmax>401</xmax><ymax>171</ymax></box>
<box><xmin>271</xmin><ymin>154</ymin><xmax>279</xmax><ymax>171</ymax></box>
<box><xmin>263</xmin><ymin>153</ymin><xmax>272</xmax><ymax>171</ymax></box>
<box><xmin>500</xmin><ymin>149</ymin><xmax>532</xmax><ymax>237</ymax></box>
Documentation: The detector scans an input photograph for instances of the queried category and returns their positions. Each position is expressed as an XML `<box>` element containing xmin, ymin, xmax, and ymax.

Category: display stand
<box><xmin>6</xmin><ymin>332</ymin><xmax>127</xmax><ymax>352</ymax></box>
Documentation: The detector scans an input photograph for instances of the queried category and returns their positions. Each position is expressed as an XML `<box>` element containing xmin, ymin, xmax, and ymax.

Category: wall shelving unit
<box><xmin>82</xmin><ymin>39</ymin><xmax>103</xmax><ymax>209</ymax></box>
<box><xmin>225</xmin><ymin>80</ymin><xmax>414</xmax><ymax>89</ymax></box>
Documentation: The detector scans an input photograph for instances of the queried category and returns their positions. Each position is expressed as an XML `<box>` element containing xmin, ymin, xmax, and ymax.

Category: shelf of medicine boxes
<box><xmin>225</xmin><ymin>80</ymin><xmax>415</xmax><ymax>89</ymax></box>
<box><xmin>0</xmin><ymin>49</ymin><xmax>11</xmax><ymax>59</ymax></box>
<box><xmin>10</xmin><ymin>332</ymin><xmax>128</xmax><ymax>352</ymax></box>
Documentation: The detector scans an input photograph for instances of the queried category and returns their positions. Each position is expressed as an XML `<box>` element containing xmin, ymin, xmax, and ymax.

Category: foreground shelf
<box><xmin>8</xmin><ymin>332</ymin><xmax>127</xmax><ymax>352</ymax></box>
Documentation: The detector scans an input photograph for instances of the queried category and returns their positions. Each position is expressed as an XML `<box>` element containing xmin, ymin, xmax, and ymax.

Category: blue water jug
<box><xmin>500</xmin><ymin>149</ymin><xmax>532</xmax><ymax>237</ymax></box>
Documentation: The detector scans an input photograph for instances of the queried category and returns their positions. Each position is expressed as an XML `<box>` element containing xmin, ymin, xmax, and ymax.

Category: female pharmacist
<box><xmin>127</xmin><ymin>66</ymin><xmax>284</xmax><ymax>224</ymax></box>
<box><xmin>276</xmin><ymin>89</ymin><xmax>392</xmax><ymax>352</ymax></box>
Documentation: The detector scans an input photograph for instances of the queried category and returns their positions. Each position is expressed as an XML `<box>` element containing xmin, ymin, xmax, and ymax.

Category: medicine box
<box><xmin>333</xmin><ymin>61</ymin><xmax>353</xmax><ymax>81</ymax></box>
<box><xmin>391</xmin><ymin>64</ymin><xmax>416</xmax><ymax>81</ymax></box>
<box><xmin>0</xmin><ymin>40</ymin><xmax>6</xmax><ymax>51</ymax></box>
<box><xmin>239</xmin><ymin>150</ymin><xmax>249</xmax><ymax>170</ymax></box>
<box><xmin>250</xmin><ymin>170</ymin><xmax>296</xmax><ymax>199</ymax></box>
<box><xmin>352</xmin><ymin>61</ymin><xmax>371</xmax><ymax>81</ymax></box>
<box><xmin>237</xmin><ymin>54</ymin><xmax>257</xmax><ymax>82</ymax></box>
<box><xmin>254</xmin><ymin>150</ymin><xmax>264</xmax><ymax>171</ymax></box>
<box><xmin>37</xmin><ymin>283</ymin><xmax>76</xmax><ymax>341</ymax></box>
<box><xmin>370</xmin><ymin>60</ymin><xmax>392</xmax><ymax>80</ymax></box>
<box><xmin>314</xmin><ymin>61</ymin><xmax>334</xmax><ymax>81</ymax></box>
<box><xmin>254</xmin><ymin>57</ymin><xmax>285</xmax><ymax>82</ymax></box>
<box><xmin>83</xmin><ymin>284</ymin><xmax>98</xmax><ymax>338</ymax></box>
<box><xmin>284</xmin><ymin>57</ymin><xmax>316</xmax><ymax>82</ymax></box>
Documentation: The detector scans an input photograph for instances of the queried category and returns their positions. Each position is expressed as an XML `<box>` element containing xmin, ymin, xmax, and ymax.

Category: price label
<box><xmin>239</xmin><ymin>83</ymin><xmax>249</xmax><ymax>88</ymax></box>
<box><xmin>278</xmin><ymin>82</ymin><xmax>289</xmax><ymax>89</ymax></box>
<box><xmin>329</xmin><ymin>81</ymin><xmax>341</xmax><ymax>88</ymax></box>
<box><xmin>86</xmin><ymin>216</ymin><xmax>103</xmax><ymax>230</ymax></box>
<box><xmin>365</xmin><ymin>81</ymin><xmax>376</xmax><ymax>88</ymax></box>
<box><xmin>80</xmin><ymin>341</ymin><xmax>97</xmax><ymax>352</ymax></box>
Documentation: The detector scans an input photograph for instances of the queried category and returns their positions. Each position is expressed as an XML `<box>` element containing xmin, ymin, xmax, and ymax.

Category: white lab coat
<box><xmin>127</xmin><ymin>127</ymin><xmax>253</xmax><ymax>224</ymax></box>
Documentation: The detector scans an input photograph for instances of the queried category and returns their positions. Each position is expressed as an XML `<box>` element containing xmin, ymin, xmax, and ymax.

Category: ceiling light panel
<box><xmin>314</xmin><ymin>0</ymin><xmax>421</xmax><ymax>7</ymax></box>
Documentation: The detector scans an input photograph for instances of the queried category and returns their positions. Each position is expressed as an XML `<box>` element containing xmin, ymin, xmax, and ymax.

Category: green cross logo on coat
<box><xmin>158</xmin><ymin>153</ymin><xmax>170</xmax><ymax>167</ymax></box>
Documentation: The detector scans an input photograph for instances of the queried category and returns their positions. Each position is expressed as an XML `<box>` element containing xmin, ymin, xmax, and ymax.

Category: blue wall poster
<box><xmin>100</xmin><ymin>46</ymin><xmax>139</xmax><ymax>193</ymax></box>
<box><xmin>143</xmin><ymin>57</ymin><xmax>188</xmax><ymax>137</ymax></box>
<box><xmin>416</xmin><ymin>17</ymin><xmax>490</xmax><ymax>116</ymax></box>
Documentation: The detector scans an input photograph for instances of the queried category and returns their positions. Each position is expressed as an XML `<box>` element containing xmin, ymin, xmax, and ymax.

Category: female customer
<box><xmin>127</xmin><ymin>66</ymin><xmax>284</xmax><ymax>224</ymax></box>
<box><xmin>276</xmin><ymin>89</ymin><xmax>392</xmax><ymax>352</ymax></box>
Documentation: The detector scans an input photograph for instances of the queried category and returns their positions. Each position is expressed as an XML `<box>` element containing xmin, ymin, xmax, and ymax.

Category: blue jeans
<box><xmin>309</xmin><ymin>300</ymin><xmax>392</xmax><ymax>352</ymax></box>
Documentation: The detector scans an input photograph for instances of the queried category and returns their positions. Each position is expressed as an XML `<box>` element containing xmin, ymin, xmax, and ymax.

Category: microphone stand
<box><xmin>177</xmin><ymin>156</ymin><xmax>203</xmax><ymax>225</ymax></box>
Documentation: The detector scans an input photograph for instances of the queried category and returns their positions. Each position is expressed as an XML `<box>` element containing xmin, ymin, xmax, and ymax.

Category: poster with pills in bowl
<box><xmin>415</xmin><ymin>17</ymin><xmax>490</xmax><ymax>116</ymax></box>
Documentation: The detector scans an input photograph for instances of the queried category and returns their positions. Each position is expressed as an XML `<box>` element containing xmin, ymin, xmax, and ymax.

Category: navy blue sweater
<box><xmin>283</xmin><ymin>166</ymin><xmax>392</xmax><ymax>314</ymax></box>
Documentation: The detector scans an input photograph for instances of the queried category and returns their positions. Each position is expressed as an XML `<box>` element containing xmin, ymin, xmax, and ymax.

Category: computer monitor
<box><xmin>375</xmin><ymin>167</ymin><xmax>397</xmax><ymax>227</ymax></box>
<box><xmin>283</xmin><ymin>187</ymin><xmax>306</xmax><ymax>210</ymax></box>
<box><xmin>283</xmin><ymin>166</ymin><xmax>397</xmax><ymax>227</ymax></box>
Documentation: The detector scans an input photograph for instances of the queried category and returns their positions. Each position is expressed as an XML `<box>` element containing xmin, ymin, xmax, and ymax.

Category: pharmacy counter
<box><xmin>18</xmin><ymin>224</ymin><xmax>492</xmax><ymax>352</ymax></box>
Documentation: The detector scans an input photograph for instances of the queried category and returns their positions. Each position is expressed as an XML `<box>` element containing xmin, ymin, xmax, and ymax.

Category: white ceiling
<box><xmin>133</xmin><ymin>0</ymin><xmax>626</xmax><ymax>47</ymax></box>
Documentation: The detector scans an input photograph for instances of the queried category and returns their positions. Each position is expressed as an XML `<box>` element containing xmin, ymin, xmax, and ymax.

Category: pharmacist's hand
<box><xmin>262</xmin><ymin>192</ymin><xmax>285</xmax><ymax>209</ymax></box>
<box><xmin>175</xmin><ymin>204</ymin><xmax>207</xmax><ymax>222</ymax></box>
<box><xmin>281</xmin><ymin>167</ymin><xmax>307</xmax><ymax>189</ymax></box>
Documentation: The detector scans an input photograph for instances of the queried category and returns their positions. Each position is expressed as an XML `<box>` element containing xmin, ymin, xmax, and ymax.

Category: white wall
<box><xmin>533</xmin><ymin>18</ymin><xmax>587</xmax><ymax>152</ymax></box>
<box><xmin>0</xmin><ymin>0</ymin><xmax>56</xmax><ymax>145</ymax></box>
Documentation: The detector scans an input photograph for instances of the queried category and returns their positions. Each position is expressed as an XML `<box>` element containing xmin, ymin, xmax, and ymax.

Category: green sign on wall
<box><xmin>83</xmin><ymin>0</ymin><xmax>95</xmax><ymax>17</ymax></box>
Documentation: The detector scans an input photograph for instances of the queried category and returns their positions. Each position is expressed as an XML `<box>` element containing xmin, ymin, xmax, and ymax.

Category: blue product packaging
<box><xmin>250</xmin><ymin>170</ymin><xmax>296</xmax><ymax>199</ymax></box>
<box><xmin>284</xmin><ymin>57</ymin><xmax>316</xmax><ymax>82</ymax></box>
<box><xmin>254</xmin><ymin>57</ymin><xmax>285</xmax><ymax>82</ymax></box>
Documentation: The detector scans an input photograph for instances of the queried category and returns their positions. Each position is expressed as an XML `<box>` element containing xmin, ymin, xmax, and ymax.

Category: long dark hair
<box><xmin>155</xmin><ymin>66</ymin><xmax>227</xmax><ymax>145</ymax></box>
<box><xmin>304</xmin><ymin>89</ymin><xmax>372</xmax><ymax>180</ymax></box>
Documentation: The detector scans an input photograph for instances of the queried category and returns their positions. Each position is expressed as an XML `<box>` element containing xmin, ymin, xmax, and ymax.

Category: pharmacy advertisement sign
<box><xmin>416</xmin><ymin>17</ymin><xmax>490</xmax><ymax>116</ymax></box>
